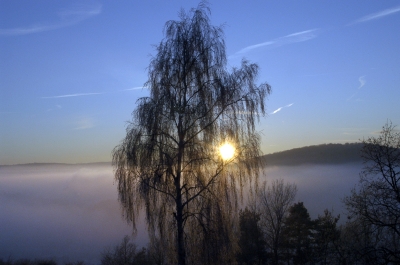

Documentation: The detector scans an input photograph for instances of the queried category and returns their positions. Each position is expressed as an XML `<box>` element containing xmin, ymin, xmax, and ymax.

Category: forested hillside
<box><xmin>262</xmin><ymin>143</ymin><xmax>363</xmax><ymax>166</ymax></box>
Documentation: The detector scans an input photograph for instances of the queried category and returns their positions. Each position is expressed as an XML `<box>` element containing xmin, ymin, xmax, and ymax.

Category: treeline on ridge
<box><xmin>261</xmin><ymin>143</ymin><xmax>363</xmax><ymax>166</ymax></box>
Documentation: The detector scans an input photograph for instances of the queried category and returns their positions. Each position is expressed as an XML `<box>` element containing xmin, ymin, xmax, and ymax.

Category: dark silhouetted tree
<box><xmin>282</xmin><ymin>202</ymin><xmax>314</xmax><ymax>265</ymax></box>
<box><xmin>237</xmin><ymin>207</ymin><xmax>267</xmax><ymax>265</ymax></box>
<box><xmin>258</xmin><ymin>179</ymin><xmax>297</xmax><ymax>265</ymax></box>
<box><xmin>101</xmin><ymin>236</ymin><xmax>151</xmax><ymax>265</ymax></box>
<box><xmin>313</xmin><ymin>209</ymin><xmax>341</xmax><ymax>264</ymax></box>
<box><xmin>339</xmin><ymin>215</ymin><xmax>388</xmax><ymax>265</ymax></box>
<box><xmin>0</xmin><ymin>260</ymin><xmax>61</xmax><ymax>265</ymax></box>
<box><xmin>112</xmin><ymin>3</ymin><xmax>271</xmax><ymax>264</ymax></box>
<box><xmin>184</xmin><ymin>195</ymin><xmax>239</xmax><ymax>264</ymax></box>
<box><xmin>344</xmin><ymin>121</ymin><xmax>400</xmax><ymax>263</ymax></box>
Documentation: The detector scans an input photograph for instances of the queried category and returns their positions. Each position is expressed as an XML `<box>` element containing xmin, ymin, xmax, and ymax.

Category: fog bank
<box><xmin>0</xmin><ymin>162</ymin><xmax>362</xmax><ymax>263</ymax></box>
<box><xmin>262</xmin><ymin>163</ymin><xmax>362</xmax><ymax>219</ymax></box>
<box><xmin>0</xmin><ymin>164</ymin><xmax>147</xmax><ymax>264</ymax></box>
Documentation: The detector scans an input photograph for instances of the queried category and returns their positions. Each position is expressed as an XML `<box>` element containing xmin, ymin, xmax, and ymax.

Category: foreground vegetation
<box><xmin>0</xmin><ymin>260</ymin><xmax>83</xmax><ymax>265</ymax></box>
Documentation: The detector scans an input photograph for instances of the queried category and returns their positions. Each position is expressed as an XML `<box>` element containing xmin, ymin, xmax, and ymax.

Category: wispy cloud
<box><xmin>0</xmin><ymin>3</ymin><xmax>102</xmax><ymax>36</ymax></box>
<box><xmin>234</xmin><ymin>29</ymin><xmax>318</xmax><ymax>55</ymax></box>
<box><xmin>271</xmin><ymin>103</ymin><xmax>294</xmax><ymax>115</ymax></box>
<box><xmin>123</xmin><ymin>87</ymin><xmax>147</xmax><ymax>91</ymax></box>
<box><xmin>347</xmin><ymin>93</ymin><xmax>356</xmax><ymax>101</ymax></box>
<box><xmin>46</xmin><ymin>104</ymin><xmax>63</xmax><ymax>112</ymax></box>
<box><xmin>41</xmin><ymin>93</ymin><xmax>103</xmax><ymax>99</ymax></box>
<box><xmin>347</xmin><ymin>75</ymin><xmax>366</xmax><ymax>101</ymax></box>
<box><xmin>42</xmin><ymin>86</ymin><xmax>148</xmax><ymax>98</ymax></box>
<box><xmin>337</xmin><ymin>127</ymin><xmax>368</xmax><ymax>136</ymax></box>
<box><xmin>42</xmin><ymin>87</ymin><xmax>146</xmax><ymax>99</ymax></box>
<box><xmin>351</xmin><ymin>5</ymin><xmax>400</xmax><ymax>24</ymax></box>
<box><xmin>74</xmin><ymin>117</ymin><xmax>94</xmax><ymax>130</ymax></box>
<box><xmin>358</xmin><ymin>75</ymin><xmax>366</xmax><ymax>89</ymax></box>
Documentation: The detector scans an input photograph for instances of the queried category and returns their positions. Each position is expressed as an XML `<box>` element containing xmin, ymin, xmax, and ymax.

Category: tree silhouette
<box><xmin>344</xmin><ymin>121</ymin><xmax>400</xmax><ymax>263</ymax></box>
<box><xmin>281</xmin><ymin>202</ymin><xmax>314</xmax><ymax>265</ymax></box>
<box><xmin>237</xmin><ymin>207</ymin><xmax>267</xmax><ymax>265</ymax></box>
<box><xmin>112</xmin><ymin>3</ymin><xmax>271</xmax><ymax>264</ymax></box>
<box><xmin>258</xmin><ymin>179</ymin><xmax>297</xmax><ymax>265</ymax></box>
<box><xmin>313</xmin><ymin>209</ymin><xmax>341</xmax><ymax>264</ymax></box>
<box><xmin>101</xmin><ymin>236</ymin><xmax>151</xmax><ymax>265</ymax></box>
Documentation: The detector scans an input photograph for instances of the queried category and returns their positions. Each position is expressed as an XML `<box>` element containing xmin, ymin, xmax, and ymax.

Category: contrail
<box><xmin>235</xmin><ymin>29</ymin><xmax>318</xmax><ymax>55</ymax></box>
<box><xmin>41</xmin><ymin>93</ymin><xmax>103</xmax><ymax>99</ymax></box>
<box><xmin>351</xmin><ymin>5</ymin><xmax>400</xmax><ymax>24</ymax></box>
<box><xmin>271</xmin><ymin>103</ymin><xmax>294</xmax><ymax>114</ymax></box>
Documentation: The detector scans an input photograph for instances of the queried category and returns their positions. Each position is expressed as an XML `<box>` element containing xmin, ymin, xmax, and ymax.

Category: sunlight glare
<box><xmin>219</xmin><ymin>143</ymin><xmax>235</xmax><ymax>161</ymax></box>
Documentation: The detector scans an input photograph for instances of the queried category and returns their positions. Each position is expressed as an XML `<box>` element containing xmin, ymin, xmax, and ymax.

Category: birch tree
<box><xmin>112</xmin><ymin>3</ymin><xmax>271</xmax><ymax>264</ymax></box>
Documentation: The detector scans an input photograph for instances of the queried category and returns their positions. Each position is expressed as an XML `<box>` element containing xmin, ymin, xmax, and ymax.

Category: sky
<box><xmin>1</xmin><ymin>0</ymin><xmax>399</xmax><ymax>165</ymax></box>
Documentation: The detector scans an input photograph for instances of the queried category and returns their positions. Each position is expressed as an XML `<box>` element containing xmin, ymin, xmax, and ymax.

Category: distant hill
<box><xmin>261</xmin><ymin>143</ymin><xmax>364</xmax><ymax>166</ymax></box>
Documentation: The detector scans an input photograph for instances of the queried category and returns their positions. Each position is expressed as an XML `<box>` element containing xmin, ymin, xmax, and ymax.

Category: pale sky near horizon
<box><xmin>1</xmin><ymin>1</ymin><xmax>399</xmax><ymax>165</ymax></box>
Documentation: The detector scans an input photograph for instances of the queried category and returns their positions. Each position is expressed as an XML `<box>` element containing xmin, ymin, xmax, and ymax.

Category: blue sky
<box><xmin>1</xmin><ymin>1</ymin><xmax>399</xmax><ymax>165</ymax></box>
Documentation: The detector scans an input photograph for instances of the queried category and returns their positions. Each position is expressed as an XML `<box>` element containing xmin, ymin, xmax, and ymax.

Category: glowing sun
<box><xmin>219</xmin><ymin>143</ymin><xmax>235</xmax><ymax>161</ymax></box>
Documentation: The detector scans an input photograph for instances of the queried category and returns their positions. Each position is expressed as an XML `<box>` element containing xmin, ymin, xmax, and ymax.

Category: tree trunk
<box><xmin>273</xmin><ymin>248</ymin><xmax>278</xmax><ymax>265</ymax></box>
<box><xmin>176</xmin><ymin>192</ymin><xmax>186</xmax><ymax>265</ymax></box>
<box><xmin>176</xmin><ymin>130</ymin><xmax>186</xmax><ymax>265</ymax></box>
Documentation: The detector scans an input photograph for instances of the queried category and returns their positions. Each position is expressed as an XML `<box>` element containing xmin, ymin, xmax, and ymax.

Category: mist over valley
<box><xmin>0</xmin><ymin>144</ymin><xmax>364</xmax><ymax>263</ymax></box>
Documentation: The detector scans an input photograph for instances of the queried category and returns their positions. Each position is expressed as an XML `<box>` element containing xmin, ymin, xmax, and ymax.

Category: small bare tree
<box><xmin>258</xmin><ymin>179</ymin><xmax>297</xmax><ymax>265</ymax></box>
<box><xmin>344</xmin><ymin>121</ymin><xmax>400</xmax><ymax>262</ymax></box>
<box><xmin>112</xmin><ymin>3</ymin><xmax>271</xmax><ymax>264</ymax></box>
<box><xmin>101</xmin><ymin>236</ymin><xmax>150</xmax><ymax>265</ymax></box>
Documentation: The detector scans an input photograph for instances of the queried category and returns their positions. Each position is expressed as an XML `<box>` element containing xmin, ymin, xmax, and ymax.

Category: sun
<box><xmin>219</xmin><ymin>143</ymin><xmax>235</xmax><ymax>161</ymax></box>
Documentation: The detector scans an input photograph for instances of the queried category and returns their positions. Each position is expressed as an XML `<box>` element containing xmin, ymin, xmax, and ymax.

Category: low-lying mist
<box><xmin>262</xmin><ymin>163</ymin><xmax>361</xmax><ymax>218</ymax></box>
<box><xmin>0</xmin><ymin>164</ymin><xmax>145</xmax><ymax>264</ymax></box>
<box><xmin>0</xmin><ymin>162</ymin><xmax>362</xmax><ymax>263</ymax></box>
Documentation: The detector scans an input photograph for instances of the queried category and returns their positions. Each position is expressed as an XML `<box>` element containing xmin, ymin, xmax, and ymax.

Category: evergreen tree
<box><xmin>238</xmin><ymin>207</ymin><xmax>267</xmax><ymax>264</ymax></box>
<box><xmin>313</xmin><ymin>210</ymin><xmax>341</xmax><ymax>264</ymax></box>
<box><xmin>282</xmin><ymin>202</ymin><xmax>314</xmax><ymax>265</ymax></box>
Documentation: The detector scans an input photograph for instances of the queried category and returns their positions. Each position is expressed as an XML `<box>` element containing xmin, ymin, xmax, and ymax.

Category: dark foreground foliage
<box><xmin>0</xmin><ymin>259</ymin><xmax>84</xmax><ymax>265</ymax></box>
<box><xmin>101</xmin><ymin>236</ymin><xmax>152</xmax><ymax>265</ymax></box>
